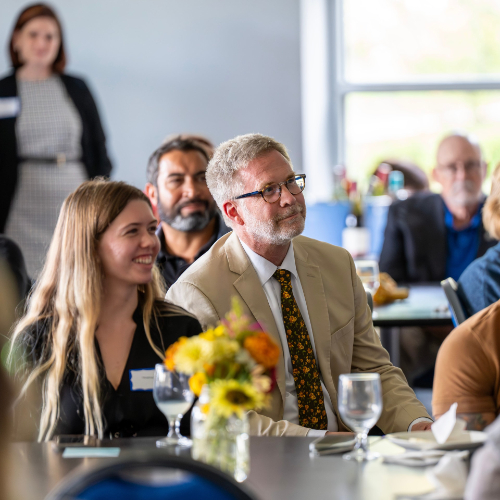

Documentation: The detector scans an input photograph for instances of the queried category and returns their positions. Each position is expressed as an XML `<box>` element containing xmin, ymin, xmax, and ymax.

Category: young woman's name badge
<box><xmin>129</xmin><ymin>369</ymin><xmax>154</xmax><ymax>391</ymax></box>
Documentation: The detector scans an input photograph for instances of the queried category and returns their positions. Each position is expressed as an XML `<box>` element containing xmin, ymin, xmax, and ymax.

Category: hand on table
<box><xmin>411</xmin><ymin>421</ymin><xmax>433</xmax><ymax>431</ymax></box>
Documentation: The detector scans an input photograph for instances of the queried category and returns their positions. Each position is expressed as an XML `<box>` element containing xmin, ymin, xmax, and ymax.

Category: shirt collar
<box><xmin>239</xmin><ymin>238</ymin><xmax>298</xmax><ymax>286</ymax></box>
<box><xmin>443</xmin><ymin>200</ymin><xmax>483</xmax><ymax>231</ymax></box>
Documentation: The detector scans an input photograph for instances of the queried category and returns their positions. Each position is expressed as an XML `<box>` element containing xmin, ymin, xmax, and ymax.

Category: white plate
<box><xmin>386</xmin><ymin>430</ymin><xmax>487</xmax><ymax>451</ymax></box>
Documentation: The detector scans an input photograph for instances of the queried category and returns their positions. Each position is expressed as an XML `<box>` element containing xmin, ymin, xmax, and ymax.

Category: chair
<box><xmin>366</xmin><ymin>290</ymin><xmax>373</xmax><ymax>313</ymax></box>
<box><xmin>45</xmin><ymin>453</ymin><xmax>258</xmax><ymax>500</ymax></box>
<box><xmin>441</xmin><ymin>278</ymin><xmax>467</xmax><ymax>327</ymax></box>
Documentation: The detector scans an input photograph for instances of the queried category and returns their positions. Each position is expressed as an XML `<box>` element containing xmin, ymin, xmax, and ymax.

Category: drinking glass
<box><xmin>354</xmin><ymin>260</ymin><xmax>380</xmax><ymax>295</ymax></box>
<box><xmin>153</xmin><ymin>364</ymin><xmax>194</xmax><ymax>448</ymax></box>
<box><xmin>338</xmin><ymin>373</ymin><xmax>383</xmax><ymax>461</ymax></box>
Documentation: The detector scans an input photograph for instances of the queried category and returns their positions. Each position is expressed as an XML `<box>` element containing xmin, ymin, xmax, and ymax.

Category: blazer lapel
<box><xmin>225</xmin><ymin>234</ymin><xmax>287</xmax><ymax>403</ymax></box>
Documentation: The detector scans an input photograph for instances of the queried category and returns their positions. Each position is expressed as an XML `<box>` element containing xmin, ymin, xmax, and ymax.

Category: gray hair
<box><xmin>206</xmin><ymin>133</ymin><xmax>292</xmax><ymax>226</ymax></box>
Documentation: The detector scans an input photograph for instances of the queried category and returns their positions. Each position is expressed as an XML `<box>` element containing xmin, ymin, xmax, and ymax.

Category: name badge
<box><xmin>0</xmin><ymin>97</ymin><xmax>20</xmax><ymax>119</ymax></box>
<box><xmin>129</xmin><ymin>368</ymin><xmax>154</xmax><ymax>391</ymax></box>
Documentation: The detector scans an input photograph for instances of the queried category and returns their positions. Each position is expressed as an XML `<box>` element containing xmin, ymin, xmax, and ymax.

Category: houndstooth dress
<box><xmin>5</xmin><ymin>76</ymin><xmax>87</xmax><ymax>278</ymax></box>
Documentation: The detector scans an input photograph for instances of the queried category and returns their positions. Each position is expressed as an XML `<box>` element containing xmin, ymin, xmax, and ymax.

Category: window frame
<box><xmin>331</xmin><ymin>0</ymin><xmax>500</xmax><ymax>167</ymax></box>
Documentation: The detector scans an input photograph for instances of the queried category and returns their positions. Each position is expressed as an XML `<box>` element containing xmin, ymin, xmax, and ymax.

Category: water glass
<box><xmin>338</xmin><ymin>373</ymin><xmax>383</xmax><ymax>461</ymax></box>
<box><xmin>153</xmin><ymin>364</ymin><xmax>194</xmax><ymax>448</ymax></box>
<box><xmin>354</xmin><ymin>260</ymin><xmax>380</xmax><ymax>295</ymax></box>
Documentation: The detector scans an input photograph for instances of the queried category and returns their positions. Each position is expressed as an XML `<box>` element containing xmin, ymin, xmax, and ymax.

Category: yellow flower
<box><xmin>189</xmin><ymin>372</ymin><xmax>207</xmax><ymax>396</ymax></box>
<box><xmin>201</xmin><ymin>337</ymin><xmax>239</xmax><ymax>365</ymax></box>
<box><xmin>210</xmin><ymin>379</ymin><xmax>266</xmax><ymax>418</ymax></box>
<box><xmin>173</xmin><ymin>336</ymin><xmax>204</xmax><ymax>374</ymax></box>
<box><xmin>200</xmin><ymin>325</ymin><xmax>226</xmax><ymax>341</ymax></box>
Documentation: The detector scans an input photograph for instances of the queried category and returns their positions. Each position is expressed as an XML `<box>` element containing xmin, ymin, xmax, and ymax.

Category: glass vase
<box><xmin>191</xmin><ymin>385</ymin><xmax>249</xmax><ymax>482</ymax></box>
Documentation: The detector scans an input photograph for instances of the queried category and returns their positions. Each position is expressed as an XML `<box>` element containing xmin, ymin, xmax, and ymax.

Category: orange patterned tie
<box><xmin>273</xmin><ymin>269</ymin><xmax>327</xmax><ymax>430</ymax></box>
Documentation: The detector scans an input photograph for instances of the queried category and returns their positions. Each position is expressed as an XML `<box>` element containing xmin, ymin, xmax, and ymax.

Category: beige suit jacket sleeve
<box><xmin>247</xmin><ymin>411</ymin><xmax>310</xmax><ymax>436</ymax></box>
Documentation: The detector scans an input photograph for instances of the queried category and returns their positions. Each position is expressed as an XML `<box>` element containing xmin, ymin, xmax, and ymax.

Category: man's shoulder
<box><xmin>172</xmin><ymin>232</ymin><xmax>234</xmax><ymax>287</ymax></box>
<box><xmin>451</xmin><ymin>300</ymin><xmax>500</xmax><ymax>345</ymax></box>
<box><xmin>390</xmin><ymin>192</ymin><xmax>442</xmax><ymax>215</ymax></box>
<box><xmin>293</xmin><ymin>234</ymin><xmax>350</xmax><ymax>258</ymax></box>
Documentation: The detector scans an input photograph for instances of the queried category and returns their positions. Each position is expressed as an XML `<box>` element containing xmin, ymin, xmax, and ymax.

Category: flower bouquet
<box><xmin>164</xmin><ymin>298</ymin><xmax>280</xmax><ymax>480</ymax></box>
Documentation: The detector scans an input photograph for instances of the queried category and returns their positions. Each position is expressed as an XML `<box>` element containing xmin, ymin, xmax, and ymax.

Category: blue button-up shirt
<box><xmin>444</xmin><ymin>202</ymin><xmax>483</xmax><ymax>281</ymax></box>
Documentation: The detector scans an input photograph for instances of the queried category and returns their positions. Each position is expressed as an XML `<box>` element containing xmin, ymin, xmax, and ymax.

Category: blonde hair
<box><xmin>206</xmin><ymin>133</ymin><xmax>292</xmax><ymax>226</ymax></box>
<box><xmin>483</xmin><ymin>163</ymin><xmax>500</xmax><ymax>239</ymax></box>
<box><xmin>9</xmin><ymin>179</ymin><xmax>188</xmax><ymax>441</ymax></box>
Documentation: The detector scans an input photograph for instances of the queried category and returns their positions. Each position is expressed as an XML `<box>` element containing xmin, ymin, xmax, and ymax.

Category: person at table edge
<box><xmin>9</xmin><ymin>180</ymin><xmax>201</xmax><ymax>440</ymax></box>
<box><xmin>144</xmin><ymin>134</ymin><xmax>230</xmax><ymax>289</ymax></box>
<box><xmin>379</xmin><ymin>133</ymin><xmax>497</xmax><ymax>284</ymax></box>
<box><xmin>458</xmin><ymin>162</ymin><xmax>500</xmax><ymax>317</ymax></box>
<box><xmin>167</xmin><ymin>133</ymin><xmax>432</xmax><ymax>436</ymax></box>
<box><xmin>433</xmin><ymin>297</ymin><xmax>500</xmax><ymax>431</ymax></box>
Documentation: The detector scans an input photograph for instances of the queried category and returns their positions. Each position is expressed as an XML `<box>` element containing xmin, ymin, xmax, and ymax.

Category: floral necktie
<box><xmin>273</xmin><ymin>268</ymin><xmax>328</xmax><ymax>430</ymax></box>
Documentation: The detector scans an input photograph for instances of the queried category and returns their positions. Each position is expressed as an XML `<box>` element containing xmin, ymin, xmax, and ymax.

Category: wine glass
<box><xmin>153</xmin><ymin>364</ymin><xmax>194</xmax><ymax>448</ymax></box>
<box><xmin>338</xmin><ymin>373</ymin><xmax>383</xmax><ymax>461</ymax></box>
<box><xmin>354</xmin><ymin>260</ymin><xmax>380</xmax><ymax>295</ymax></box>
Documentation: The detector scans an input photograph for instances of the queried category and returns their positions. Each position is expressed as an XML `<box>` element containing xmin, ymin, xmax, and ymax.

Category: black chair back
<box><xmin>441</xmin><ymin>277</ymin><xmax>467</xmax><ymax>326</ymax></box>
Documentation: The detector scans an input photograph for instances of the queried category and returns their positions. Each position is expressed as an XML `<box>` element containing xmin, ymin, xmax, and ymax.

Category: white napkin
<box><xmin>431</xmin><ymin>403</ymin><xmax>468</xmax><ymax>444</ymax></box>
<box><xmin>424</xmin><ymin>451</ymin><xmax>468</xmax><ymax>499</ymax></box>
<box><xmin>383</xmin><ymin>449</ymin><xmax>468</xmax><ymax>467</ymax></box>
<box><xmin>395</xmin><ymin>452</ymin><xmax>469</xmax><ymax>500</ymax></box>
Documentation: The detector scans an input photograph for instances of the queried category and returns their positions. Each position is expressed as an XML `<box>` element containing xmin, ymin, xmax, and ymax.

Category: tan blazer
<box><xmin>166</xmin><ymin>232</ymin><xmax>430</xmax><ymax>436</ymax></box>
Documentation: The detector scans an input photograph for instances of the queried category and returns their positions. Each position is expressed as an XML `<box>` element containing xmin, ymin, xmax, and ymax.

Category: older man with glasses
<box><xmin>167</xmin><ymin>133</ymin><xmax>431</xmax><ymax>437</ymax></box>
<box><xmin>379</xmin><ymin>133</ymin><xmax>496</xmax><ymax>284</ymax></box>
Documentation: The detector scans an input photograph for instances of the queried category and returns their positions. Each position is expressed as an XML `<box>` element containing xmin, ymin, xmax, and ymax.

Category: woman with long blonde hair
<box><xmin>10</xmin><ymin>179</ymin><xmax>201</xmax><ymax>441</ymax></box>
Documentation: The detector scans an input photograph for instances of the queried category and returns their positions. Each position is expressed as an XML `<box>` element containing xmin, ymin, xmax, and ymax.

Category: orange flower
<box><xmin>243</xmin><ymin>332</ymin><xmax>280</xmax><ymax>369</ymax></box>
<box><xmin>164</xmin><ymin>337</ymin><xmax>187</xmax><ymax>371</ymax></box>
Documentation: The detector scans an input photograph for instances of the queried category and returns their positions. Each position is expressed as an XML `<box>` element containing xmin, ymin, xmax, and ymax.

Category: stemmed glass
<box><xmin>354</xmin><ymin>260</ymin><xmax>380</xmax><ymax>295</ymax></box>
<box><xmin>153</xmin><ymin>364</ymin><xmax>194</xmax><ymax>448</ymax></box>
<box><xmin>338</xmin><ymin>373</ymin><xmax>383</xmax><ymax>461</ymax></box>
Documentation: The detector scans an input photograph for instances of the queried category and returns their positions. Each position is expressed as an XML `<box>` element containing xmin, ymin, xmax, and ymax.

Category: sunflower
<box><xmin>210</xmin><ymin>379</ymin><xmax>266</xmax><ymax>418</ymax></box>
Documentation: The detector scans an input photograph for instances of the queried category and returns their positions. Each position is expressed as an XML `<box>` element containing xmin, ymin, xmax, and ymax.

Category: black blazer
<box><xmin>0</xmin><ymin>71</ymin><xmax>112</xmax><ymax>232</ymax></box>
<box><xmin>378</xmin><ymin>192</ymin><xmax>497</xmax><ymax>284</ymax></box>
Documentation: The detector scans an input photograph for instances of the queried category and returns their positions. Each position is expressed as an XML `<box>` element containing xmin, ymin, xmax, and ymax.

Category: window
<box><xmin>335</xmin><ymin>0</ymin><xmax>500</xmax><ymax>183</ymax></box>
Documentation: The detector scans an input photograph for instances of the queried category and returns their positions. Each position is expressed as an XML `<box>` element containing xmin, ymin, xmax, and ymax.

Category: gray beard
<box><xmin>158</xmin><ymin>203</ymin><xmax>215</xmax><ymax>232</ymax></box>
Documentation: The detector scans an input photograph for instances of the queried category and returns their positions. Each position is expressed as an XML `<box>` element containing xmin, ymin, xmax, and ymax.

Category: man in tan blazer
<box><xmin>167</xmin><ymin>133</ymin><xmax>432</xmax><ymax>437</ymax></box>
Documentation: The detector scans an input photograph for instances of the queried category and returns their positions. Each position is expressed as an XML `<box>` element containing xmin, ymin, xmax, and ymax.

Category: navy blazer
<box><xmin>0</xmin><ymin>71</ymin><xmax>112</xmax><ymax>232</ymax></box>
<box><xmin>379</xmin><ymin>192</ymin><xmax>497</xmax><ymax>284</ymax></box>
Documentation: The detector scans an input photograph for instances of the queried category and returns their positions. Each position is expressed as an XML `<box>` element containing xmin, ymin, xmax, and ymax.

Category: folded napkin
<box><xmin>395</xmin><ymin>452</ymin><xmax>468</xmax><ymax>500</ymax></box>
<box><xmin>431</xmin><ymin>403</ymin><xmax>468</xmax><ymax>445</ymax></box>
<box><xmin>383</xmin><ymin>450</ymin><xmax>468</xmax><ymax>467</ymax></box>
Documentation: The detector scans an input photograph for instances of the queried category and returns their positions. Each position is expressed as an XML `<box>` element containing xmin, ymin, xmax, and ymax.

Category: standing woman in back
<box><xmin>0</xmin><ymin>3</ymin><xmax>112</xmax><ymax>278</ymax></box>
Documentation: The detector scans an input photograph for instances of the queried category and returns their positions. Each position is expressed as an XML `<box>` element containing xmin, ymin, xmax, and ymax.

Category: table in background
<box><xmin>9</xmin><ymin>437</ymin><xmax>437</xmax><ymax>500</ymax></box>
<box><xmin>372</xmin><ymin>284</ymin><xmax>452</xmax><ymax>367</ymax></box>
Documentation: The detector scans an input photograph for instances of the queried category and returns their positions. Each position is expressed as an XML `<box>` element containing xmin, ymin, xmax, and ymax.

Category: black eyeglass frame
<box><xmin>233</xmin><ymin>174</ymin><xmax>306</xmax><ymax>203</ymax></box>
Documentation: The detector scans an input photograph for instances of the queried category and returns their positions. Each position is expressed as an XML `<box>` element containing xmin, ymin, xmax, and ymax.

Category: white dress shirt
<box><xmin>240</xmin><ymin>239</ymin><xmax>432</xmax><ymax>435</ymax></box>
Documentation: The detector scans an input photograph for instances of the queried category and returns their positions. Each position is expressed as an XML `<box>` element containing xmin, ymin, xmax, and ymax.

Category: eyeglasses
<box><xmin>437</xmin><ymin>161</ymin><xmax>482</xmax><ymax>177</ymax></box>
<box><xmin>234</xmin><ymin>174</ymin><xmax>306</xmax><ymax>203</ymax></box>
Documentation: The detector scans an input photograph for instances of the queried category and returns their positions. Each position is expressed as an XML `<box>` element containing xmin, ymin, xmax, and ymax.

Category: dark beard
<box><xmin>157</xmin><ymin>198</ymin><xmax>217</xmax><ymax>232</ymax></box>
